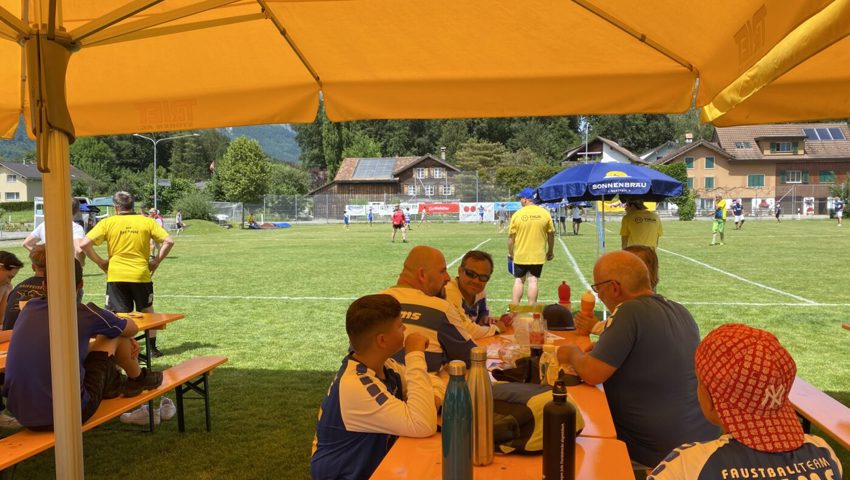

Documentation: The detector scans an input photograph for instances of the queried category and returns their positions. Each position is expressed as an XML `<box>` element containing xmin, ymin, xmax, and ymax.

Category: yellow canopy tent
<box><xmin>1</xmin><ymin>1</ymin><xmax>848</xmax><ymax>477</ymax></box>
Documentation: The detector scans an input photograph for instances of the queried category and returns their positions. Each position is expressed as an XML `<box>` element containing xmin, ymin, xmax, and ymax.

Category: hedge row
<box><xmin>0</xmin><ymin>201</ymin><xmax>34</xmax><ymax>212</ymax></box>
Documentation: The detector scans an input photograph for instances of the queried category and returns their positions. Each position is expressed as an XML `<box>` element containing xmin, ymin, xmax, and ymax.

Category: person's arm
<box><xmin>546</xmin><ymin>231</ymin><xmax>554</xmax><ymax>261</ymax></box>
<box><xmin>22</xmin><ymin>235</ymin><xmax>39</xmax><ymax>252</ymax></box>
<box><xmin>573</xmin><ymin>310</ymin><xmax>601</xmax><ymax>335</ymax></box>
<box><xmin>507</xmin><ymin>235</ymin><xmax>515</xmax><ymax>258</ymax></box>
<box><xmin>340</xmin><ymin>337</ymin><xmax>437</xmax><ymax>438</ymax></box>
<box><xmin>557</xmin><ymin>344</ymin><xmax>616</xmax><ymax>385</ymax></box>
<box><xmin>149</xmin><ymin>235</ymin><xmax>174</xmax><ymax>274</ymax></box>
<box><xmin>79</xmin><ymin>236</ymin><xmax>109</xmax><ymax>273</ymax></box>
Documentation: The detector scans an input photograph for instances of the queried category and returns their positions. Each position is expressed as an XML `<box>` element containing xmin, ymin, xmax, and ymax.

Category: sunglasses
<box><xmin>462</xmin><ymin>267</ymin><xmax>491</xmax><ymax>282</ymax></box>
<box><xmin>0</xmin><ymin>263</ymin><xmax>20</xmax><ymax>271</ymax></box>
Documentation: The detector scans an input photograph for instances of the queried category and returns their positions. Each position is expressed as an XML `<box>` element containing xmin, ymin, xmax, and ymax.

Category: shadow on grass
<box><xmin>4</xmin><ymin>368</ymin><xmax>334</xmax><ymax>480</ymax></box>
<box><xmin>158</xmin><ymin>341</ymin><xmax>218</xmax><ymax>357</ymax></box>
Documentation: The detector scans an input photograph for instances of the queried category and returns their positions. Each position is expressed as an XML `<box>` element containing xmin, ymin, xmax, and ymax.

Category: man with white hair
<box><xmin>558</xmin><ymin>251</ymin><xmax>718</xmax><ymax>468</ymax></box>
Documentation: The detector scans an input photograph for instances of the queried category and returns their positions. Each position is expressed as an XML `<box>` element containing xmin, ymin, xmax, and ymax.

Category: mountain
<box><xmin>218</xmin><ymin>124</ymin><xmax>300</xmax><ymax>163</ymax></box>
<box><xmin>0</xmin><ymin>117</ymin><xmax>34</xmax><ymax>161</ymax></box>
<box><xmin>0</xmin><ymin>119</ymin><xmax>301</xmax><ymax>164</ymax></box>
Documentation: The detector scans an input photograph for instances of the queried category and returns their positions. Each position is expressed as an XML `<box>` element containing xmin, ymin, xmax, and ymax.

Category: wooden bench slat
<box><xmin>790</xmin><ymin>377</ymin><xmax>850</xmax><ymax>452</ymax></box>
<box><xmin>0</xmin><ymin>355</ymin><xmax>228</xmax><ymax>471</ymax></box>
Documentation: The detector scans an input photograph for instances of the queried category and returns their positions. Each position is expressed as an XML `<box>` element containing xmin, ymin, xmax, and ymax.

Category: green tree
<box><xmin>170</xmin><ymin>130</ymin><xmax>226</xmax><ymax>181</ymax></box>
<box><xmin>829</xmin><ymin>173</ymin><xmax>850</xmax><ymax>218</ymax></box>
<box><xmin>69</xmin><ymin>136</ymin><xmax>116</xmax><ymax>196</ymax></box>
<box><xmin>495</xmin><ymin>164</ymin><xmax>561</xmax><ymax>195</ymax></box>
<box><xmin>322</xmin><ymin>120</ymin><xmax>344</xmax><ymax>178</ymax></box>
<box><xmin>217</xmin><ymin>137</ymin><xmax>272</xmax><ymax>203</ymax></box>
<box><xmin>667</xmin><ymin>109</ymin><xmax>714</xmax><ymax>144</ymax></box>
<box><xmin>342</xmin><ymin>130</ymin><xmax>382</xmax><ymax>159</ymax></box>
<box><xmin>294</xmin><ymin>102</ymin><xmax>327</xmax><ymax>169</ymax></box>
<box><xmin>453</xmin><ymin>139</ymin><xmax>510</xmax><ymax>180</ymax></box>
<box><xmin>156</xmin><ymin>177</ymin><xmax>196</xmax><ymax>214</ymax></box>
<box><xmin>587</xmin><ymin>114</ymin><xmax>674</xmax><ymax>154</ymax></box>
<box><xmin>652</xmin><ymin>162</ymin><xmax>694</xmax><ymax>221</ymax></box>
<box><xmin>173</xmin><ymin>189</ymin><xmax>214</xmax><ymax>220</ymax></box>
<box><xmin>268</xmin><ymin>163</ymin><xmax>310</xmax><ymax>195</ymax></box>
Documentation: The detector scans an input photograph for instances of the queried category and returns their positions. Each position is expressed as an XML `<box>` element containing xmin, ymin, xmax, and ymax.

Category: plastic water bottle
<box><xmin>507</xmin><ymin>255</ymin><xmax>514</xmax><ymax>275</ymax></box>
<box><xmin>540</xmin><ymin>344</ymin><xmax>560</xmax><ymax>386</ymax></box>
<box><xmin>558</xmin><ymin>281</ymin><xmax>571</xmax><ymax>306</ymax></box>
<box><xmin>529</xmin><ymin>312</ymin><xmax>546</xmax><ymax>346</ymax></box>
<box><xmin>543</xmin><ymin>380</ymin><xmax>577</xmax><ymax>480</ymax></box>
<box><xmin>443</xmin><ymin>360</ymin><xmax>473</xmax><ymax>480</ymax></box>
<box><xmin>468</xmin><ymin>347</ymin><xmax>494</xmax><ymax>466</ymax></box>
<box><xmin>580</xmin><ymin>290</ymin><xmax>595</xmax><ymax>316</ymax></box>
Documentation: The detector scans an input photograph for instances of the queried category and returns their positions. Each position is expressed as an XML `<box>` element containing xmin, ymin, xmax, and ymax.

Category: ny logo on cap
<box><xmin>760</xmin><ymin>384</ymin><xmax>785</xmax><ymax>409</ymax></box>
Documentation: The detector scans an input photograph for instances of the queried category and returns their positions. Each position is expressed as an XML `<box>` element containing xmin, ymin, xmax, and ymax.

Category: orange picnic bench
<box><xmin>789</xmin><ymin>376</ymin><xmax>850</xmax><ymax>452</ymax></box>
<box><xmin>0</xmin><ymin>355</ymin><xmax>228</xmax><ymax>473</ymax></box>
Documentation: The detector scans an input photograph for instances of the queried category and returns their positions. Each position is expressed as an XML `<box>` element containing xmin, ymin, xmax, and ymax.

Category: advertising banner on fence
<box><xmin>421</xmin><ymin>203</ymin><xmax>459</xmax><ymax>214</ymax></box>
<box><xmin>460</xmin><ymin>202</ymin><xmax>494</xmax><ymax>222</ymax></box>
<box><xmin>346</xmin><ymin>205</ymin><xmax>367</xmax><ymax>216</ymax></box>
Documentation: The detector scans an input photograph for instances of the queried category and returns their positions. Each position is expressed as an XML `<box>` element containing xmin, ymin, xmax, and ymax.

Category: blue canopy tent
<box><xmin>536</xmin><ymin>163</ymin><xmax>683</xmax><ymax>255</ymax></box>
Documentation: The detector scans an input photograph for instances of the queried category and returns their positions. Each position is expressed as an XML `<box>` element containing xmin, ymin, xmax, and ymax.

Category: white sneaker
<box><xmin>119</xmin><ymin>405</ymin><xmax>161</xmax><ymax>426</ymax></box>
<box><xmin>159</xmin><ymin>397</ymin><xmax>176</xmax><ymax>421</ymax></box>
<box><xmin>0</xmin><ymin>414</ymin><xmax>20</xmax><ymax>429</ymax></box>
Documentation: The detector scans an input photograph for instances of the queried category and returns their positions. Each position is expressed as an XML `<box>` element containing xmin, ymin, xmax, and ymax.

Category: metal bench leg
<box><xmin>148</xmin><ymin>399</ymin><xmax>155</xmax><ymax>433</ymax></box>
<box><xmin>177</xmin><ymin>385</ymin><xmax>185</xmax><ymax>433</ymax></box>
<box><xmin>204</xmin><ymin>373</ymin><xmax>211</xmax><ymax>432</ymax></box>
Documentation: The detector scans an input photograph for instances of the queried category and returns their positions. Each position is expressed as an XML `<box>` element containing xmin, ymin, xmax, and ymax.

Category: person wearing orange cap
<box><xmin>648</xmin><ymin>324</ymin><xmax>842</xmax><ymax>479</ymax></box>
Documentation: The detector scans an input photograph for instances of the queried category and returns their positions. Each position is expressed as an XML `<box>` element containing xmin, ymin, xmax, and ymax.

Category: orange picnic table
<box><xmin>371</xmin><ymin>434</ymin><xmax>634</xmax><ymax>480</ymax></box>
<box><xmin>0</xmin><ymin>312</ymin><xmax>184</xmax><ymax>373</ymax></box>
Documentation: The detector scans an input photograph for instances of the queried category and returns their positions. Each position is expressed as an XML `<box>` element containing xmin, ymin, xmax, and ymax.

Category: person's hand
<box><xmin>493</xmin><ymin>319</ymin><xmax>507</xmax><ymax>333</ymax></box>
<box><xmin>498</xmin><ymin>313</ymin><xmax>513</xmax><ymax>328</ymax></box>
<box><xmin>129</xmin><ymin>338</ymin><xmax>140</xmax><ymax>360</ymax></box>
<box><xmin>148</xmin><ymin>258</ymin><xmax>160</xmax><ymax>274</ymax></box>
<box><xmin>404</xmin><ymin>332</ymin><xmax>429</xmax><ymax>353</ymax></box>
<box><xmin>574</xmin><ymin>311</ymin><xmax>600</xmax><ymax>335</ymax></box>
<box><xmin>556</xmin><ymin>344</ymin><xmax>582</xmax><ymax>367</ymax></box>
<box><xmin>96</xmin><ymin>258</ymin><xmax>109</xmax><ymax>273</ymax></box>
<box><xmin>546</xmin><ymin>251</ymin><xmax>554</xmax><ymax>261</ymax></box>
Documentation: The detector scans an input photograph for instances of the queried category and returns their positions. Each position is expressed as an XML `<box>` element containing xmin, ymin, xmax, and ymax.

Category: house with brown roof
<box><xmin>0</xmin><ymin>161</ymin><xmax>90</xmax><ymax>202</ymax></box>
<box><xmin>562</xmin><ymin>136</ymin><xmax>647</xmax><ymax>166</ymax></box>
<box><xmin>657</xmin><ymin>123</ymin><xmax>850</xmax><ymax>215</ymax></box>
<box><xmin>308</xmin><ymin>154</ymin><xmax>461</xmax><ymax>218</ymax></box>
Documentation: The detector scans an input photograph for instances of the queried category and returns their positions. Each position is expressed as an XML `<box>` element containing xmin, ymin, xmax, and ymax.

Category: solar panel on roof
<box><xmin>803</xmin><ymin>128</ymin><xmax>818</xmax><ymax>140</ymax></box>
<box><xmin>816</xmin><ymin>128</ymin><xmax>833</xmax><ymax>140</ymax></box>
<box><xmin>352</xmin><ymin>158</ymin><xmax>396</xmax><ymax>179</ymax></box>
<box><xmin>828</xmin><ymin>128</ymin><xmax>845</xmax><ymax>140</ymax></box>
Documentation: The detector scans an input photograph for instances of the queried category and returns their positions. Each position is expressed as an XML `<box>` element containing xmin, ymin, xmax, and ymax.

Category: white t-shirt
<box><xmin>30</xmin><ymin>222</ymin><xmax>85</xmax><ymax>243</ymax></box>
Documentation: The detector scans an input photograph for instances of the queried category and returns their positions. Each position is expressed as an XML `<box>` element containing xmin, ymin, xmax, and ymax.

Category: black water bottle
<box><xmin>543</xmin><ymin>380</ymin><xmax>576</xmax><ymax>480</ymax></box>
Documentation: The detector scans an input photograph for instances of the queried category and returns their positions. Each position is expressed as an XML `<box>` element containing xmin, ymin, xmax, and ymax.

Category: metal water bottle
<box><xmin>543</xmin><ymin>380</ymin><xmax>576</xmax><ymax>480</ymax></box>
<box><xmin>468</xmin><ymin>347</ymin><xmax>494</xmax><ymax>466</ymax></box>
<box><xmin>442</xmin><ymin>360</ymin><xmax>473</xmax><ymax>480</ymax></box>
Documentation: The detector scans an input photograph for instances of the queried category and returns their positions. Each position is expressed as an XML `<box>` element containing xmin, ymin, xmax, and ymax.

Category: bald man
<box><xmin>557</xmin><ymin>251</ymin><xmax>718</xmax><ymax>468</ymax></box>
<box><xmin>382</xmin><ymin>246</ymin><xmax>477</xmax><ymax>401</ymax></box>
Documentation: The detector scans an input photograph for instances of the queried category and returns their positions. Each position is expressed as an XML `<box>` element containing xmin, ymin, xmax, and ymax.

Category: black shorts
<box><xmin>106</xmin><ymin>282</ymin><xmax>154</xmax><ymax>312</ymax></box>
<box><xmin>393</xmin><ymin>224</ymin><xmax>405</xmax><ymax>230</ymax></box>
<box><xmin>573</xmin><ymin>218</ymin><xmax>582</xmax><ymax>224</ymax></box>
<box><xmin>81</xmin><ymin>351</ymin><xmax>121</xmax><ymax>423</ymax></box>
<box><xmin>513</xmin><ymin>263</ymin><xmax>543</xmax><ymax>278</ymax></box>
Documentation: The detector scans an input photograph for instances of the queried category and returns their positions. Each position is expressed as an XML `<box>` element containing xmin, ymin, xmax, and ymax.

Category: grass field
<box><xmin>2</xmin><ymin>216</ymin><xmax>849</xmax><ymax>478</ymax></box>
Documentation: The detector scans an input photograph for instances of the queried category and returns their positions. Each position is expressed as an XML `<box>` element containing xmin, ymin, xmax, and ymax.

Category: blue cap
<box><xmin>516</xmin><ymin>187</ymin><xmax>535</xmax><ymax>199</ymax></box>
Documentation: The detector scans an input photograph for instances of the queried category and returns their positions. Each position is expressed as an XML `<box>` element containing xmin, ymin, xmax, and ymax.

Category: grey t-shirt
<box><xmin>591</xmin><ymin>294</ymin><xmax>720</xmax><ymax>467</ymax></box>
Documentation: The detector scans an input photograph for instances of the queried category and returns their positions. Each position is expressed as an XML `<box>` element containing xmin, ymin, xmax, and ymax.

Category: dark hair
<box><xmin>113</xmin><ymin>191</ymin><xmax>134</xmax><ymax>211</ymax></box>
<box><xmin>623</xmin><ymin>245</ymin><xmax>659</xmax><ymax>290</ymax></box>
<box><xmin>29</xmin><ymin>245</ymin><xmax>46</xmax><ymax>270</ymax></box>
<box><xmin>346</xmin><ymin>294</ymin><xmax>402</xmax><ymax>351</ymax></box>
<box><xmin>42</xmin><ymin>259</ymin><xmax>84</xmax><ymax>287</ymax></box>
<box><xmin>0</xmin><ymin>251</ymin><xmax>23</xmax><ymax>270</ymax></box>
<box><xmin>71</xmin><ymin>198</ymin><xmax>80</xmax><ymax>215</ymax></box>
<box><xmin>460</xmin><ymin>250</ymin><xmax>494</xmax><ymax>271</ymax></box>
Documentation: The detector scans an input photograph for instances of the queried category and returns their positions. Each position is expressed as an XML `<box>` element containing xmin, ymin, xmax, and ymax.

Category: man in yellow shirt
<box><xmin>80</xmin><ymin>191</ymin><xmax>174</xmax><ymax>357</ymax></box>
<box><xmin>508</xmin><ymin>188</ymin><xmax>554</xmax><ymax>305</ymax></box>
<box><xmin>710</xmin><ymin>194</ymin><xmax>727</xmax><ymax>246</ymax></box>
<box><xmin>620</xmin><ymin>199</ymin><xmax>663</xmax><ymax>249</ymax></box>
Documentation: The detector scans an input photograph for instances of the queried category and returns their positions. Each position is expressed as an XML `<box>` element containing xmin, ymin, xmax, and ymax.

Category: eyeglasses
<box><xmin>461</xmin><ymin>267</ymin><xmax>491</xmax><ymax>282</ymax></box>
<box><xmin>590</xmin><ymin>279</ymin><xmax>617</xmax><ymax>293</ymax></box>
<box><xmin>0</xmin><ymin>263</ymin><xmax>20</xmax><ymax>272</ymax></box>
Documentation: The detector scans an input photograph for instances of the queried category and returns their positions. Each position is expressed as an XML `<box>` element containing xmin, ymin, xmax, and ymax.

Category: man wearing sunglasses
<box><xmin>557</xmin><ymin>251</ymin><xmax>717</xmax><ymax>469</ymax></box>
<box><xmin>443</xmin><ymin>250</ymin><xmax>507</xmax><ymax>339</ymax></box>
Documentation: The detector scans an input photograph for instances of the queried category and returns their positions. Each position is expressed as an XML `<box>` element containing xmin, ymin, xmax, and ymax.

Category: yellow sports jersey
<box><xmin>620</xmin><ymin>209</ymin><xmax>663</xmax><ymax>248</ymax></box>
<box><xmin>714</xmin><ymin>199</ymin><xmax>727</xmax><ymax>220</ymax></box>
<box><xmin>509</xmin><ymin>204</ymin><xmax>554</xmax><ymax>265</ymax></box>
<box><xmin>86</xmin><ymin>214</ymin><xmax>170</xmax><ymax>283</ymax></box>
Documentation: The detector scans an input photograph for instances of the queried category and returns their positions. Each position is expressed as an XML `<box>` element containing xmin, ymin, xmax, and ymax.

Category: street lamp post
<box><xmin>133</xmin><ymin>133</ymin><xmax>199</xmax><ymax>210</ymax></box>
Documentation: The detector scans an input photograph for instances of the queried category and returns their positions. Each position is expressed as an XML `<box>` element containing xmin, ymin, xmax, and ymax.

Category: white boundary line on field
<box><xmin>658</xmin><ymin>247</ymin><xmax>817</xmax><ymax>304</ymax></box>
<box><xmin>96</xmin><ymin>293</ymin><xmax>850</xmax><ymax>307</ymax></box>
<box><xmin>557</xmin><ymin>236</ymin><xmax>591</xmax><ymax>290</ymax></box>
<box><xmin>447</xmin><ymin>238</ymin><xmax>491</xmax><ymax>268</ymax></box>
